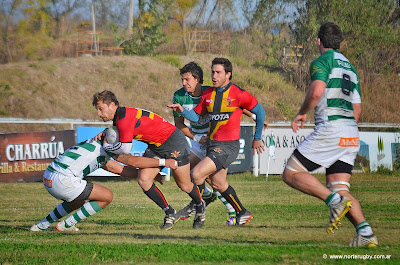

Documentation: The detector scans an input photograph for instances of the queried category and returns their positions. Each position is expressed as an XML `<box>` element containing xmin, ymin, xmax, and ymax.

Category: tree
<box><xmin>0</xmin><ymin>0</ymin><xmax>23</xmax><ymax>63</ymax></box>
<box><xmin>47</xmin><ymin>0</ymin><xmax>87</xmax><ymax>38</ymax></box>
<box><xmin>289</xmin><ymin>0</ymin><xmax>400</xmax><ymax>90</ymax></box>
<box><xmin>169</xmin><ymin>0</ymin><xmax>198</xmax><ymax>53</ymax></box>
<box><xmin>120</xmin><ymin>0</ymin><xmax>171</xmax><ymax>55</ymax></box>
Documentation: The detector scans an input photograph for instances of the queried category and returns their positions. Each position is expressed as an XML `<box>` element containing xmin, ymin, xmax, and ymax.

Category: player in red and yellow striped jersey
<box><xmin>93</xmin><ymin>91</ymin><xmax>203</xmax><ymax>230</ymax></box>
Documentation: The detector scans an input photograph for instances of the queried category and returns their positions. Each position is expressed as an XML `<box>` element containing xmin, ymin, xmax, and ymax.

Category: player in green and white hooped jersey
<box><xmin>31</xmin><ymin>134</ymin><xmax>177</xmax><ymax>232</ymax></box>
<box><xmin>282</xmin><ymin>22</ymin><xmax>377</xmax><ymax>247</ymax></box>
<box><xmin>173</xmin><ymin>62</ymin><xmax>268</xmax><ymax>225</ymax></box>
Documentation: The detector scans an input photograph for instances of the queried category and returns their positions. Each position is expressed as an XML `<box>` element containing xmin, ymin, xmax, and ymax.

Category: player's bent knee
<box><xmin>177</xmin><ymin>182</ymin><xmax>192</xmax><ymax>193</ymax></box>
<box><xmin>106</xmin><ymin>189</ymin><xmax>114</xmax><ymax>203</ymax></box>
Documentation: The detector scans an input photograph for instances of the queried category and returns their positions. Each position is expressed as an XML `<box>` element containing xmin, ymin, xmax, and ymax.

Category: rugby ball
<box><xmin>105</xmin><ymin>126</ymin><xmax>119</xmax><ymax>144</ymax></box>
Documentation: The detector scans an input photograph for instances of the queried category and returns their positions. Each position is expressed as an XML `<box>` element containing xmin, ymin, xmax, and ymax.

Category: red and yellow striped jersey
<box><xmin>194</xmin><ymin>83</ymin><xmax>258</xmax><ymax>141</ymax></box>
<box><xmin>113</xmin><ymin>107</ymin><xmax>175</xmax><ymax>147</ymax></box>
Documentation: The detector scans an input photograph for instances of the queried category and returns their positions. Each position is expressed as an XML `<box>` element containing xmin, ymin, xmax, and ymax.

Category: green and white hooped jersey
<box><xmin>310</xmin><ymin>49</ymin><xmax>361</xmax><ymax>126</ymax></box>
<box><xmin>172</xmin><ymin>86</ymin><xmax>210</xmax><ymax>134</ymax></box>
<box><xmin>47</xmin><ymin>139</ymin><xmax>111</xmax><ymax>179</ymax></box>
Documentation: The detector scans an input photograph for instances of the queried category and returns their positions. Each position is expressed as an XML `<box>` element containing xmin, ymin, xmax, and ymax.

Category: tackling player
<box><xmin>92</xmin><ymin>91</ymin><xmax>204</xmax><ymax>230</ymax></box>
<box><xmin>282</xmin><ymin>22</ymin><xmax>377</xmax><ymax>247</ymax></box>
<box><xmin>169</xmin><ymin>57</ymin><xmax>266</xmax><ymax>228</ymax></box>
<box><xmin>30</xmin><ymin>134</ymin><xmax>177</xmax><ymax>232</ymax></box>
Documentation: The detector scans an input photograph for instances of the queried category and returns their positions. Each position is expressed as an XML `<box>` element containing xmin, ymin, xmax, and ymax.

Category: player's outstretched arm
<box><xmin>103</xmin><ymin>161</ymin><xmax>164</xmax><ymax>185</ymax></box>
<box><xmin>113</xmin><ymin>154</ymin><xmax>178</xmax><ymax>170</ymax></box>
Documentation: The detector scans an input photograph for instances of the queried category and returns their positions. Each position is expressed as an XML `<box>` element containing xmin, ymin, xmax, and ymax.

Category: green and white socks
<box><xmin>325</xmin><ymin>192</ymin><xmax>341</xmax><ymax>206</ymax></box>
<box><xmin>203</xmin><ymin>186</ymin><xmax>236</xmax><ymax>217</ymax></box>
<box><xmin>63</xmin><ymin>201</ymin><xmax>103</xmax><ymax>228</ymax></box>
<box><xmin>216</xmin><ymin>191</ymin><xmax>236</xmax><ymax>217</ymax></box>
<box><xmin>36</xmin><ymin>201</ymin><xmax>72</xmax><ymax>230</ymax></box>
<box><xmin>356</xmin><ymin>221</ymin><xmax>374</xmax><ymax>237</ymax></box>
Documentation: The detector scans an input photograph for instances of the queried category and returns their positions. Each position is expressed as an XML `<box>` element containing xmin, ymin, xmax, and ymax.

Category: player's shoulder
<box><xmin>173</xmin><ymin>87</ymin><xmax>187</xmax><ymax>97</ymax></box>
<box><xmin>314</xmin><ymin>49</ymin><xmax>337</xmax><ymax>65</ymax></box>
<box><xmin>230</xmin><ymin>83</ymin><xmax>247</xmax><ymax>92</ymax></box>
<box><xmin>201</xmin><ymin>85</ymin><xmax>211</xmax><ymax>92</ymax></box>
<box><xmin>203</xmin><ymin>86</ymin><xmax>215</xmax><ymax>94</ymax></box>
<box><xmin>116</xmin><ymin>106</ymin><xmax>139</xmax><ymax>124</ymax></box>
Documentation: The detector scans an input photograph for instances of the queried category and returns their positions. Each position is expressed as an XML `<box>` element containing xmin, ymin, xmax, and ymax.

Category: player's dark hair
<box><xmin>92</xmin><ymin>90</ymin><xmax>119</xmax><ymax>107</ymax></box>
<box><xmin>212</xmin><ymin>57</ymin><xmax>233</xmax><ymax>80</ymax></box>
<box><xmin>318</xmin><ymin>22</ymin><xmax>343</xmax><ymax>50</ymax></box>
<box><xmin>180</xmin><ymin>62</ymin><xmax>203</xmax><ymax>84</ymax></box>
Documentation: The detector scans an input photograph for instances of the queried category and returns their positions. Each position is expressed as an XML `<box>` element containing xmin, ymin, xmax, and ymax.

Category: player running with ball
<box><xmin>92</xmin><ymin>91</ymin><xmax>204</xmax><ymax>230</ymax></box>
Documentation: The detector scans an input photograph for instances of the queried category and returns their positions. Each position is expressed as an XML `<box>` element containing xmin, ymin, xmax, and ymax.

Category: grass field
<box><xmin>0</xmin><ymin>172</ymin><xmax>399</xmax><ymax>264</ymax></box>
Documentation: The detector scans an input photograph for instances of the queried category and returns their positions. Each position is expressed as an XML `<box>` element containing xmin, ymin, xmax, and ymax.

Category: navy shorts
<box><xmin>207</xmin><ymin>140</ymin><xmax>240</xmax><ymax>171</ymax></box>
<box><xmin>144</xmin><ymin>129</ymin><xmax>190</xmax><ymax>166</ymax></box>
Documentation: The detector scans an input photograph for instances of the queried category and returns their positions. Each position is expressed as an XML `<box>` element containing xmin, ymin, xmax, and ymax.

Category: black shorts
<box><xmin>144</xmin><ymin>129</ymin><xmax>190</xmax><ymax>166</ymax></box>
<box><xmin>207</xmin><ymin>140</ymin><xmax>240</xmax><ymax>171</ymax></box>
<box><xmin>73</xmin><ymin>181</ymin><xmax>94</xmax><ymax>201</ymax></box>
<box><xmin>293</xmin><ymin>149</ymin><xmax>353</xmax><ymax>175</ymax></box>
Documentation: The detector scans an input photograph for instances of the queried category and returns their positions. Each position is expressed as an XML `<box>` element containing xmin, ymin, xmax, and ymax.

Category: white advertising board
<box><xmin>259</xmin><ymin>129</ymin><xmax>400</xmax><ymax>175</ymax></box>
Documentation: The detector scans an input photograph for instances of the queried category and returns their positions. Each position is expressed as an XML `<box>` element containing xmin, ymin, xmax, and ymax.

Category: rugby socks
<box><xmin>221</xmin><ymin>185</ymin><xmax>246</xmax><ymax>215</ymax></box>
<box><xmin>197</xmin><ymin>182</ymin><xmax>206</xmax><ymax>197</ymax></box>
<box><xmin>216</xmin><ymin>190</ymin><xmax>236</xmax><ymax>217</ymax></box>
<box><xmin>187</xmin><ymin>183</ymin><xmax>202</xmax><ymax>205</ymax></box>
<box><xmin>356</xmin><ymin>221</ymin><xmax>374</xmax><ymax>236</ymax></box>
<box><xmin>203</xmin><ymin>186</ymin><xmax>212</xmax><ymax>198</ymax></box>
<box><xmin>144</xmin><ymin>183</ymin><xmax>174</xmax><ymax>215</ymax></box>
<box><xmin>37</xmin><ymin>201</ymin><xmax>73</xmax><ymax>229</ymax></box>
<box><xmin>325</xmin><ymin>192</ymin><xmax>341</xmax><ymax>206</ymax></box>
<box><xmin>64</xmin><ymin>201</ymin><xmax>102</xmax><ymax>228</ymax></box>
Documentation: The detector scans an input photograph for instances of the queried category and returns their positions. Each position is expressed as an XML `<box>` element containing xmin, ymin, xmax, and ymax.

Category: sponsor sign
<box><xmin>259</xmin><ymin>128</ymin><xmax>399</xmax><ymax>174</ymax></box>
<box><xmin>260</xmin><ymin>128</ymin><xmax>314</xmax><ymax>175</ymax></box>
<box><xmin>358</xmin><ymin>132</ymin><xmax>398</xmax><ymax>171</ymax></box>
<box><xmin>228</xmin><ymin>126</ymin><xmax>254</xmax><ymax>173</ymax></box>
<box><xmin>0</xmin><ymin>130</ymin><xmax>75</xmax><ymax>182</ymax></box>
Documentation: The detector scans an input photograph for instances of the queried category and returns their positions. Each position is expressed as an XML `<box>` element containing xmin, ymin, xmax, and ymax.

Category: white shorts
<box><xmin>43</xmin><ymin>170</ymin><xmax>87</xmax><ymax>202</ymax></box>
<box><xmin>297</xmin><ymin>125</ymin><xmax>360</xmax><ymax>168</ymax></box>
<box><xmin>190</xmin><ymin>139</ymin><xmax>207</xmax><ymax>160</ymax></box>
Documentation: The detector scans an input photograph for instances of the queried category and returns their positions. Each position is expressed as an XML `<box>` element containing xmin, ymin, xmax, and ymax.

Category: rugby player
<box><xmin>31</xmin><ymin>136</ymin><xmax>177</xmax><ymax>232</ymax></box>
<box><xmin>168</xmin><ymin>57</ymin><xmax>266</xmax><ymax>228</ymax></box>
<box><xmin>282</xmin><ymin>22</ymin><xmax>377</xmax><ymax>247</ymax></box>
<box><xmin>92</xmin><ymin>91</ymin><xmax>204</xmax><ymax>230</ymax></box>
<box><xmin>173</xmin><ymin>61</ymin><xmax>268</xmax><ymax>226</ymax></box>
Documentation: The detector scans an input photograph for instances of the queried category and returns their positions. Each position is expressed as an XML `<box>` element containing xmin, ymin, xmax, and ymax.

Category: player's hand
<box><xmin>93</xmin><ymin>131</ymin><xmax>105</xmax><ymax>141</ymax></box>
<box><xmin>165</xmin><ymin>159</ymin><xmax>178</xmax><ymax>170</ymax></box>
<box><xmin>252</xmin><ymin>139</ymin><xmax>265</xmax><ymax>155</ymax></box>
<box><xmin>292</xmin><ymin>114</ymin><xmax>307</xmax><ymax>133</ymax></box>
<box><xmin>167</xmin><ymin>104</ymin><xmax>184</xmax><ymax>113</ymax></box>
<box><xmin>198</xmin><ymin>135</ymin><xmax>208</xmax><ymax>145</ymax></box>
<box><xmin>154</xmin><ymin>173</ymin><xmax>165</xmax><ymax>185</ymax></box>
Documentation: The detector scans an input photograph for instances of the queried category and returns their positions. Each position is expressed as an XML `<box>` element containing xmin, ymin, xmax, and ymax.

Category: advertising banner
<box><xmin>0</xmin><ymin>130</ymin><xmax>75</xmax><ymax>182</ymax></box>
<box><xmin>259</xmin><ymin>129</ymin><xmax>400</xmax><ymax>175</ymax></box>
<box><xmin>77</xmin><ymin>125</ymin><xmax>255</xmax><ymax>176</ymax></box>
<box><xmin>259</xmin><ymin>128</ymin><xmax>314</xmax><ymax>175</ymax></box>
<box><xmin>228</xmin><ymin>126</ymin><xmax>254</xmax><ymax>173</ymax></box>
<box><xmin>358</xmin><ymin>132</ymin><xmax>399</xmax><ymax>171</ymax></box>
